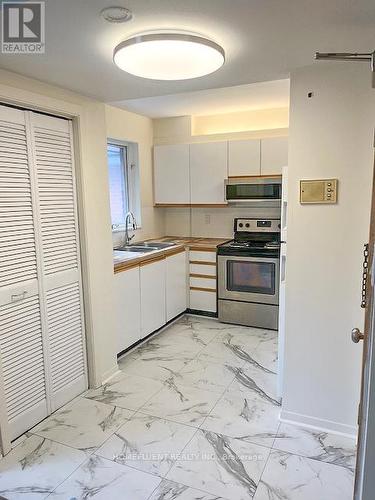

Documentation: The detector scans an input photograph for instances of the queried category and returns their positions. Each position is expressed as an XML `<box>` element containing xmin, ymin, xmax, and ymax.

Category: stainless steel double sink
<box><xmin>116</xmin><ymin>241</ymin><xmax>177</xmax><ymax>253</ymax></box>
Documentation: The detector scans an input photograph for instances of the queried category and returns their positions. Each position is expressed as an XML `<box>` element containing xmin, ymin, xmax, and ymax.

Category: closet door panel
<box><xmin>0</xmin><ymin>106</ymin><xmax>47</xmax><ymax>440</ymax></box>
<box><xmin>32</xmin><ymin>116</ymin><xmax>78</xmax><ymax>276</ymax></box>
<box><xmin>0</xmin><ymin>107</ymin><xmax>38</xmax><ymax>295</ymax></box>
<box><xmin>30</xmin><ymin>113</ymin><xmax>87</xmax><ymax>412</ymax></box>
<box><xmin>0</xmin><ymin>295</ymin><xmax>48</xmax><ymax>439</ymax></box>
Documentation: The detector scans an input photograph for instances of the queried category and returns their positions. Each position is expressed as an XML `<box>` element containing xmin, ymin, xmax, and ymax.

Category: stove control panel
<box><xmin>235</xmin><ymin>218</ymin><xmax>281</xmax><ymax>233</ymax></box>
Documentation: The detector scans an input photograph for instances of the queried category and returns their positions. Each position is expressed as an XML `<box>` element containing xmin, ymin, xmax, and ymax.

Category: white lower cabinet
<box><xmin>189</xmin><ymin>289</ymin><xmax>217</xmax><ymax>313</ymax></box>
<box><xmin>114</xmin><ymin>267</ymin><xmax>141</xmax><ymax>353</ymax></box>
<box><xmin>140</xmin><ymin>259</ymin><xmax>166</xmax><ymax>339</ymax></box>
<box><xmin>115</xmin><ymin>248</ymin><xmax>215</xmax><ymax>354</ymax></box>
<box><xmin>166</xmin><ymin>251</ymin><xmax>187</xmax><ymax>322</ymax></box>
<box><xmin>188</xmin><ymin>249</ymin><xmax>217</xmax><ymax>314</ymax></box>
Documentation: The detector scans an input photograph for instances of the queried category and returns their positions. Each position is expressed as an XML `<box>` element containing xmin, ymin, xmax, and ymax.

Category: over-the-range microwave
<box><xmin>225</xmin><ymin>177</ymin><xmax>282</xmax><ymax>204</ymax></box>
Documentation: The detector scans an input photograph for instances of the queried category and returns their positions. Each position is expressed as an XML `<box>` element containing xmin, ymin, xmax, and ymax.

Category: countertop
<box><xmin>113</xmin><ymin>236</ymin><xmax>229</xmax><ymax>273</ymax></box>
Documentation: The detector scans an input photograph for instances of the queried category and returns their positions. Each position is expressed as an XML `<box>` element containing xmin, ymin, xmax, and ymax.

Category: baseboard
<box><xmin>280</xmin><ymin>409</ymin><xmax>358</xmax><ymax>438</ymax></box>
<box><xmin>117</xmin><ymin>312</ymin><xmax>186</xmax><ymax>361</ymax></box>
<box><xmin>186</xmin><ymin>309</ymin><xmax>218</xmax><ymax>318</ymax></box>
<box><xmin>101</xmin><ymin>365</ymin><xmax>121</xmax><ymax>386</ymax></box>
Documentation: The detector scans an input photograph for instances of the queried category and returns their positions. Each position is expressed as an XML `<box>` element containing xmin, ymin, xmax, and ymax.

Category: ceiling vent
<box><xmin>101</xmin><ymin>6</ymin><xmax>133</xmax><ymax>23</ymax></box>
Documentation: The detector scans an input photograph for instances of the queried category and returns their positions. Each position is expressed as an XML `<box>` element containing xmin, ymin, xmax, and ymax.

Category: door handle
<box><xmin>11</xmin><ymin>291</ymin><xmax>27</xmax><ymax>302</ymax></box>
<box><xmin>351</xmin><ymin>328</ymin><xmax>365</xmax><ymax>343</ymax></box>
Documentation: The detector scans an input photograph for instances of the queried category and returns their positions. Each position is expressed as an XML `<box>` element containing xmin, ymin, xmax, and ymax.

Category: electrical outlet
<box><xmin>204</xmin><ymin>214</ymin><xmax>211</xmax><ymax>225</ymax></box>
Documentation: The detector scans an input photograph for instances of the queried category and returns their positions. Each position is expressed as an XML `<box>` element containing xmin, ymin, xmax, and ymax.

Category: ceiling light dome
<box><xmin>113</xmin><ymin>33</ymin><xmax>225</xmax><ymax>80</ymax></box>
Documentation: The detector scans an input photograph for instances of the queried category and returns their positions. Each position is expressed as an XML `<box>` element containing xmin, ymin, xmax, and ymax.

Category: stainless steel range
<box><xmin>217</xmin><ymin>218</ymin><xmax>281</xmax><ymax>330</ymax></box>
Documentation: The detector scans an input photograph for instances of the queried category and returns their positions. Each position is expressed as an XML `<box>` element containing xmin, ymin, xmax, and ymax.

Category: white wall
<box><xmin>105</xmin><ymin>105</ymin><xmax>165</xmax><ymax>247</ymax></box>
<box><xmin>282</xmin><ymin>63</ymin><xmax>375</xmax><ymax>435</ymax></box>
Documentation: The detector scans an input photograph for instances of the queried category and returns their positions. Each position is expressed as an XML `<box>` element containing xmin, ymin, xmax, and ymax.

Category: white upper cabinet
<box><xmin>190</xmin><ymin>141</ymin><xmax>228</xmax><ymax>204</ymax></box>
<box><xmin>154</xmin><ymin>144</ymin><xmax>190</xmax><ymax>204</ymax></box>
<box><xmin>261</xmin><ymin>137</ymin><xmax>288</xmax><ymax>175</ymax></box>
<box><xmin>228</xmin><ymin>139</ymin><xmax>261</xmax><ymax>177</ymax></box>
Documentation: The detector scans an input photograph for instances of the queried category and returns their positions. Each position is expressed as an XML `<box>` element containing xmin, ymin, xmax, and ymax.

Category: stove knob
<box><xmin>245</xmin><ymin>223</ymin><xmax>250</xmax><ymax>228</ymax></box>
<box><xmin>239</xmin><ymin>223</ymin><xmax>243</xmax><ymax>228</ymax></box>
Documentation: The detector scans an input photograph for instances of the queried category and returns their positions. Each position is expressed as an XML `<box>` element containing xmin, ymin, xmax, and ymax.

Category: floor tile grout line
<box><xmin>45</xmin><ymin>452</ymin><xmax>161</xmax><ymax>499</ymax></box>
<box><xmin>145</xmin><ymin>475</ymin><xmax>232</xmax><ymax>500</ymax></box>
<box><xmin>40</xmin><ymin>440</ymin><xmax>100</xmax><ymax>499</ymax></box>
<box><xmin>252</xmin><ymin>440</ymin><xmax>274</xmax><ymax>498</ymax></box>
<box><xmin>28</xmin><ymin>405</ymin><xmax>139</xmax><ymax>456</ymax></box>
<box><xmin>93</xmin><ymin>446</ymin><xmax>172</xmax><ymax>480</ymax></box>
<box><xmin>268</xmin><ymin>445</ymin><xmax>357</xmax><ymax>472</ymax></box>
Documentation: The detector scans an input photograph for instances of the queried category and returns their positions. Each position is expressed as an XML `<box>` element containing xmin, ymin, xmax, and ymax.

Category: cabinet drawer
<box><xmin>189</xmin><ymin>288</ymin><xmax>217</xmax><ymax>313</ymax></box>
<box><xmin>190</xmin><ymin>276</ymin><xmax>216</xmax><ymax>290</ymax></box>
<box><xmin>190</xmin><ymin>263</ymin><xmax>216</xmax><ymax>276</ymax></box>
<box><xmin>189</xmin><ymin>250</ymin><xmax>216</xmax><ymax>263</ymax></box>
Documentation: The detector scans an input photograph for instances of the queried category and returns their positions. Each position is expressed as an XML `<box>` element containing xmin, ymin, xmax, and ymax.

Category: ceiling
<box><xmin>116</xmin><ymin>79</ymin><xmax>290</xmax><ymax>118</ymax></box>
<box><xmin>0</xmin><ymin>0</ymin><xmax>374</xmax><ymax>102</ymax></box>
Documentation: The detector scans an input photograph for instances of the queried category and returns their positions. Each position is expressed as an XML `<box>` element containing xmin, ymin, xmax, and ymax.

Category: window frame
<box><xmin>107</xmin><ymin>139</ymin><xmax>142</xmax><ymax>231</ymax></box>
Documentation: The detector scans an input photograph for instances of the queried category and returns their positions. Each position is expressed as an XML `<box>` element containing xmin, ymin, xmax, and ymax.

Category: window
<box><xmin>107</xmin><ymin>141</ymin><xmax>141</xmax><ymax>229</ymax></box>
<box><xmin>108</xmin><ymin>144</ymin><xmax>128</xmax><ymax>226</ymax></box>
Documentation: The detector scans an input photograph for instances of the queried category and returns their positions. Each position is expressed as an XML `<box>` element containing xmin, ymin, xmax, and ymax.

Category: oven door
<box><xmin>218</xmin><ymin>254</ymin><xmax>279</xmax><ymax>305</ymax></box>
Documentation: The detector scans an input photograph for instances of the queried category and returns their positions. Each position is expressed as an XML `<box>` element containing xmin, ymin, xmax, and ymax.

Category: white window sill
<box><xmin>112</xmin><ymin>226</ymin><xmax>142</xmax><ymax>234</ymax></box>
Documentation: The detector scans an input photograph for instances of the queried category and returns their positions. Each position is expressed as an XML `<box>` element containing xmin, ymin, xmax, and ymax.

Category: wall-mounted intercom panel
<box><xmin>300</xmin><ymin>179</ymin><xmax>338</xmax><ymax>204</ymax></box>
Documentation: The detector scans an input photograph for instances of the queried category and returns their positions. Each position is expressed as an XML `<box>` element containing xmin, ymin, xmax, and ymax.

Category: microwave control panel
<box><xmin>300</xmin><ymin>179</ymin><xmax>338</xmax><ymax>204</ymax></box>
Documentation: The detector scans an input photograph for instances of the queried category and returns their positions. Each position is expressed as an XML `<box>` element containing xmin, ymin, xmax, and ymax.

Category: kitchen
<box><xmin>113</xmin><ymin>135</ymin><xmax>287</xmax><ymax>350</ymax></box>
<box><xmin>0</xmin><ymin>1</ymin><xmax>374</xmax><ymax>499</ymax></box>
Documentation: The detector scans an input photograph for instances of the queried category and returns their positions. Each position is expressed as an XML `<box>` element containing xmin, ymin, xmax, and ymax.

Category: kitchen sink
<box><xmin>116</xmin><ymin>245</ymin><xmax>158</xmax><ymax>253</ymax></box>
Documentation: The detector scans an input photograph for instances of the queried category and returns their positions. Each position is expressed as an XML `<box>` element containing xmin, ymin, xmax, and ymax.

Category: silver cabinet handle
<box><xmin>351</xmin><ymin>328</ymin><xmax>364</xmax><ymax>343</ymax></box>
<box><xmin>11</xmin><ymin>291</ymin><xmax>27</xmax><ymax>302</ymax></box>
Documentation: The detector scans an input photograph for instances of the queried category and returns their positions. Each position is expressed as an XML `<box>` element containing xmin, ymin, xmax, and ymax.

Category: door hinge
<box><xmin>361</xmin><ymin>243</ymin><xmax>370</xmax><ymax>308</ymax></box>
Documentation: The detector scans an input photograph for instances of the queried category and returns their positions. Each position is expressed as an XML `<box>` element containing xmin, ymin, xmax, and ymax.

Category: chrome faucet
<box><xmin>124</xmin><ymin>211</ymin><xmax>137</xmax><ymax>245</ymax></box>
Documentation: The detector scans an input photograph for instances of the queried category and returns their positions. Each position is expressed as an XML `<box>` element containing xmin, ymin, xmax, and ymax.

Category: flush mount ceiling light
<box><xmin>113</xmin><ymin>33</ymin><xmax>225</xmax><ymax>80</ymax></box>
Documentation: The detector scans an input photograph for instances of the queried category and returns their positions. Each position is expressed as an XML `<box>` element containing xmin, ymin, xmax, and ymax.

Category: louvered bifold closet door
<box><xmin>30</xmin><ymin>112</ymin><xmax>87</xmax><ymax>412</ymax></box>
<box><xmin>0</xmin><ymin>105</ymin><xmax>48</xmax><ymax>440</ymax></box>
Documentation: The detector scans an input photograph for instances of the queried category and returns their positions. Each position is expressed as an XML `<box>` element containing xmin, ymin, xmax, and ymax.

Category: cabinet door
<box><xmin>140</xmin><ymin>259</ymin><xmax>166</xmax><ymax>338</ymax></box>
<box><xmin>261</xmin><ymin>137</ymin><xmax>288</xmax><ymax>175</ymax></box>
<box><xmin>114</xmin><ymin>267</ymin><xmax>141</xmax><ymax>353</ymax></box>
<box><xmin>166</xmin><ymin>251</ymin><xmax>187</xmax><ymax>322</ymax></box>
<box><xmin>154</xmin><ymin>144</ymin><xmax>190</xmax><ymax>204</ymax></box>
<box><xmin>228</xmin><ymin>139</ymin><xmax>260</xmax><ymax>176</ymax></box>
<box><xmin>190</xmin><ymin>142</ymin><xmax>228</xmax><ymax>204</ymax></box>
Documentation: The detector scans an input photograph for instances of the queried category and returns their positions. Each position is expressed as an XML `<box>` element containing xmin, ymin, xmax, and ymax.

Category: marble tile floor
<box><xmin>0</xmin><ymin>315</ymin><xmax>356</xmax><ymax>500</ymax></box>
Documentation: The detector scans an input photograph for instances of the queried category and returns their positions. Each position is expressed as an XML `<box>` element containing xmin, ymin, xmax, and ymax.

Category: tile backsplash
<box><xmin>165</xmin><ymin>206</ymin><xmax>281</xmax><ymax>238</ymax></box>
